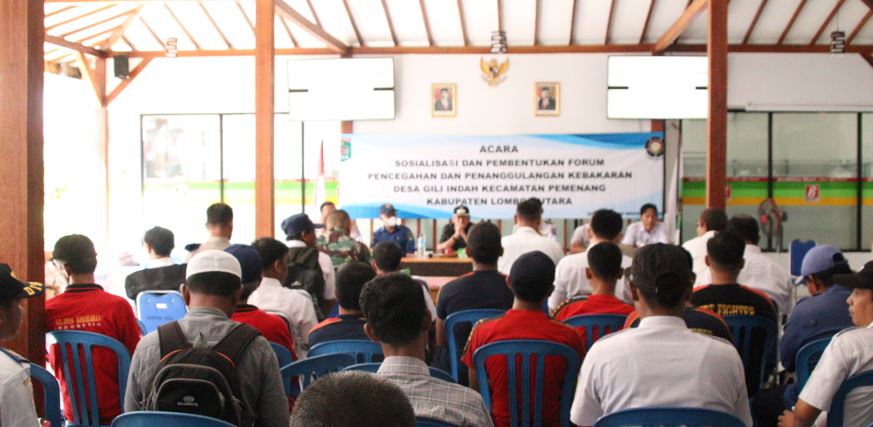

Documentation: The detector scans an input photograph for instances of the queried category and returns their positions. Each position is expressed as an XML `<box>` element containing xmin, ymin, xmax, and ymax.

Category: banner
<box><xmin>339</xmin><ymin>133</ymin><xmax>664</xmax><ymax>219</ymax></box>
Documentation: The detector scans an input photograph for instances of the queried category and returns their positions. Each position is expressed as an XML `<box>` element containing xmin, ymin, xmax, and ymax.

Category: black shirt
<box><xmin>438</xmin><ymin>223</ymin><xmax>472</xmax><ymax>251</ymax></box>
<box><xmin>307</xmin><ymin>314</ymin><xmax>368</xmax><ymax>349</ymax></box>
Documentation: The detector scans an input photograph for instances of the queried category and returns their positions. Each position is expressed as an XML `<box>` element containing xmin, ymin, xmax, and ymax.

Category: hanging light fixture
<box><xmin>830</xmin><ymin>30</ymin><xmax>846</xmax><ymax>54</ymax></box>
<box><xmin>490</xmin><ymin>30</ymin><xmax>507</xmax><ymax>54</ymax></box>
<box><xmin>165</xmin><ymin>37</ymin><xmax>178</xmax><ymax>58</ymax></box>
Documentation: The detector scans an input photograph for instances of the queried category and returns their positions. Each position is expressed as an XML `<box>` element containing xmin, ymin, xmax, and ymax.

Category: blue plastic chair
<box><xmin>723</xmin><ymin>315</ymin><xmax>778</xmax><ymax>393</ymax></box>
<box><xmin>416</xmin><ymin>418</ymin><xmax>460</xmax><ymax>427</ymax></box>
<box><xmin>30</xmin><ymin>363</ymin><xmax>63</xmax><ymax>427</ymax></box>
<box><xmin>444</xmin><ymin>309</ymin><xmax>506</xmax><ymax>382</ymax></box>
<box><xmin>308</xmin><ymin>339</ymin><xmax>383</xmax><ymax>364</ymax></box>
<box><xmin>269</xmin><ymin>342</ymin><xmax>296</xmax><ymax>395</ymax></box>
<box><xmin>135</xmin><ymin>291</ymin><xmax>187</xmax><ymax>334</ymax></box>
<box><xmin>280</xmin><ymin>353</ymin><xmax>355</xmax><ymax>398</ymax></box>
<box><xmin>112</xmin><ymin>411</ymin><xmax>235</xmax><ymax>426</ymax></box>
<box><xmin>137</xmin><ymin>320</ymin><xmax>147</xmax><ymax>336</ymax></box>
<box><xmin>796</xmin><ymin>336</ymin><xmax>833</xmax><ymax>392</ymax></box>
<box><xmin>827</xmin><ymin>370</ymin><xmax>873</xmax><ymax>427</ymax></box>
<box><xmin>473</xmin><ymin>340</ymin><xmax>582</xmax><ymax>427</ymax></box>
<box><xmin>47</xmin><ymin>330</ymin><xmax>132</xmax><ymax>427</ymax></box>
<box><xmin>593</xmin><ymin>407</ymin><xmax>746</xmax><ymax>427</ymax></box>
<box><xmin>342</xmin><ymin>362</ymin><xmax>457</xmax><ymax>383</ymax></box>
<box><xmin>562</xmin><ymin>314</ymin><xmax>627</xmax><ymax>350</ymax></box>
<box><xmin>790</xmin><ymin>239</ymin><xmax>816</xmax><ymax>277</ymax></box>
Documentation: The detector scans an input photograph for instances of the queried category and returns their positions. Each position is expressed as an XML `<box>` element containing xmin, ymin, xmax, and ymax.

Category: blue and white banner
<box><xmin>339</xmin><ymin>133</ymin><xmax>664</xmax><ymax>219</ymax></box>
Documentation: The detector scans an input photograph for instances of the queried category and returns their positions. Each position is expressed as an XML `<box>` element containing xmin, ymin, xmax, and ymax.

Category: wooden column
<box><xmin>706</xmin><ymin>0</ymin><xmax>728</xmax><ymax>209</ymax></box>
<box><xmin>0</xmin><ymin>0</ymin><xmax>46</xmax><ymax>364</ymax></box>
<box><xmin>255</xmin><ymin>0</ymin><xmax>275</xmax><ymax>237</ymax></box>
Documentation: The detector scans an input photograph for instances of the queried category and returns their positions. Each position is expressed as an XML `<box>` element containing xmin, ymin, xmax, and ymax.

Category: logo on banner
<box><xmin>340</xmin><ymin>139</ymin><xmax>352</xmax><ymax>162</ymax></box>
<box><xmin>645</xmin><ymin>137</ymin><xmax>665</xmax><ymax>158</ymax></box>
<box><xmin>805</xmin><ymin>184</ymin><xmax>820</xmax><ymax>202</ymax></box>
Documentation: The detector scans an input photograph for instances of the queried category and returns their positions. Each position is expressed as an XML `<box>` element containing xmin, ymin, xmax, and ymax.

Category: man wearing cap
<box><xmin>124</xmin><ymin>250</ymin><xmax>289</xmax><ymax>427</ymax></box>
<box><xmin>46</xmin><ymin>234</ymin><xmax>141</xmax><ymax>425</ymax></box>
<box><xmin>372</xmin><ymin>203</ymin><xmax>416</xmax><ymax>254</ymax></box>
<box><xmin>188</xmin><ymin>203</ymin><xmax>234</xmax><ymax>259</ymax></box>
<box><xmin>497</xmin><ymin>199</ymin><xmax>564</xmax><ymax>275</ymax></box>
<box><xmin>0</xmin><ymin>263</ymin><xmax>45</xmax><ymax>426</ymax></box>
<box><xmin>282</xmin><ymin>213</ymin><xmax>337</xmax><ymax>316</ymax></box>
<box><xmin>464</xmin><ymin>251</ymin><xmax>584</xmax><ymax>427</ymax></box>
<box><xmin>571</xmin><ymin>243</ymin><xmax>752</xmax><ymax>426</ymax></box>
<box><xmin>226</xmin><ymin>244</ymin><xmax>296</xmax><ymax>361</ymax></box>
<box><xmin>436</xmin><ymin>205</ymin><xmax>473</xmax><ymax>256</ymax></box>
<box><xmin>778</xmin><ymin>261</ymin><xmax>873</xmax><ymax>427</ymax></box>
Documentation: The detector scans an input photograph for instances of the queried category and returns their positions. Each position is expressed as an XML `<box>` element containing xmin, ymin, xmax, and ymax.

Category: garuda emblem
<box><xmin>480</xmin><ymin>57</ymin><xmax>509</xmax><ymax>86</ymax></box>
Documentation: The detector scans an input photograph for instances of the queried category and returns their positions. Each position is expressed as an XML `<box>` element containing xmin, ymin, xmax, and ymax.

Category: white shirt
<box><xmin>143</xmin><ymin>257</ymin><xmax>175</xmax><ymax>269</ymax></box>
<box><xmin>570</xmin><ymin>224</ymin><xmax>590</xmax><ymax>249</ymax></box>
<box><xmin>549</xmin><ymin>242</ymin><xmax>633</xmax><ymax>310</ymax></box>
<box><xmin>571</xmin><ymin>316</ymin><xmax>752</xmax><ymax>427</ymax></box>
<box><xmin>411</xmin><ymin>275</ymin><xmax>437</xmax><ymax>321</ymax></box>
<box><xmin>683</xmin><ymin>230</ymin><xmax>717</xmax><ymax>281</ymax></box>
<box><xmin>0</xmin><ymin>350</ymin><xmax>39</xmax><ymax>427</ymax></box>
<box><xmin>696</xmin><ymin>245</ymin><xmax>793</xmax><ymax>314</ymax></box>
<box><xmin>799</xmin><ymin>322</ymin><xmax>873</xmax><ymax>427</ymax></box>
<box><xmin>498</xmin><ymin>226</ymin><xmax>564</xmax><ymax>275</ymax></box>
<box><xmin>249</xmin><ymin>277</ymin><xmax>318</xmax><ymax>357</ymax></box>
<box><xmin>621</xmin><ymin>222</ymin><xmax>671</xmax><ymax>248</ymax></box>
<box><xmin>287</xmin><ymin>240</ymin><xmax>337</xmax><ymax>301</ymax></box>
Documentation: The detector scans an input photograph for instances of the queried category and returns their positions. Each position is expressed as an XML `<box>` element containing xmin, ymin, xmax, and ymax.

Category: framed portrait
<box><xmin>431</xmin><ymin>83</ymin><xmax>457</xmax><ymax>117</ymax></box>
<box><xmin>534</xmin><ymin>82</ymin><xmax>560</xmax><ymax>116</ymax></box>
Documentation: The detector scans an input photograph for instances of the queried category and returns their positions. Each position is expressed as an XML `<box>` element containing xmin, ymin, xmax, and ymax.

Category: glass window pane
<box><xmin>222</xmin><ymin>115</ymin><xmax>256</xmax><ymax>245</ymax></box>
<box><xmin>862</xmin><ymin>114</ymin><xmax>873</xmax><ymax>250</ymax></box>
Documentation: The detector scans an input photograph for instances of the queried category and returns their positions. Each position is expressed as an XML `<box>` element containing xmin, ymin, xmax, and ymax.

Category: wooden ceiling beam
<box><xmin>198</xmin><ymin>1</ymin><xmax>232</xmax><ymax>49</ymax></box>
<box><xmin>139</xmin><ymin>15</ymin><xmax>164</xmax><ymax>48</ymax></box>
<box><xmin>165</xmin><ymin>3</ymin><xmax>201</xmax><ymax>50</ymax></box>
<box><xmin>46</xmin><ymin>4</ymin><xmax>114</xmax><ymax>31</ymax></box>
<box><xmin>275</xmin><ymin>0</ymin><xmax>347</xmax><ymax>54</ymax></box>
<box><xmin>569</xmin><ymin>0</ymin><xmax>579</xmax><ymax>45</ymax></box>
<box><xmin>123</xmin><ymin>47</ymin><xmax>337</xmax><ymax>58</ymax></box>
<box><xmin>639</xmin><ymin>0</ymin><xmax>656</xmax><ymax>44</ymax></box>
<box><xmin>76</xmin><ymin>51</ymin><xmax>105</xmax><ymax>105</ymax></box>
<box><xmin>45</xmin><ymin>34</ymin><xmax>106</xmax><ymax>57</ymax></box>
<box><xmin>122</xmin><ymin>35</ymin><xmax>137</xmax><ymax>51</ymax></box>
<box><xmin>106</xmin><ymin>57</ymin><xmax>151</xmax><ymax>105</ymax></box>
<box><xmin>778</xmin><ymin>0</ymin><xmax>808</xmax><ymax>45</ymax></box>
<box><xmin>45</xmin><ymin>5</ymin><xmax>77</xmax><ymax>18</ymax></box>
<box><xmin>743</xmin><ymin>0</ymin><xmax>767</xmax><ymax>45</ymax></box>
<box><xmin>457</xmin><ymin>0</ymin><xmax>468</xmax><ymax>46</ymax></box>
<box><xmin>810</xmin><ymin>0</ymin><xmax>845</xmax><ymax>45</ymax></box>
<box><xmin>56</xmin><ymin>8</ymin><xmax>132</xmax><ymax>38</ymax></box>
<box><xmin>653</xmin><ymin>0</ymin><xmax>707</xmax><ymax>54</ymax></box>
<box><xmin>236</xmin><ymin>0</ymin><xmax>256</xmax><ymax>36</ymax></box>
<box><xmin>73</xmin><ymin>28</ymin><xmax>115</xmax><ymax>44</ymax></box>
<box><xmin>534</xmin><ymin>0</ymin><xmax>541</xmax><ymax>46</ymax></box>
<box><xmin>279</xmin><ymin>17</ymin><xmax>298</xmax><ymax>48</ymax></box>
<box><xmin>305</xmin><ymin>0</ymin><xmax>322</xmax><ymax>28</ymax></box>
<box><xmin>605</xmin><ymin>0</ymin><xmax>616</xmax><ymax>45</ymax></box>
<box><xmin>496</xmin><ymin>0</ymin><xmax>503</xmax><ymax>32</ymax></box>
<box><xmin>341</xmin><ymin>0</ymin><xmax>363</xmax><ymax>46</ymax></box>
<box><xmin>419</xmin><ymin>0</ymin><xmax>433</xmax><ymax>47</ymax></box>
<box><xmin>861</xmin><ymin>53</ymin><xmax>873</xmax><ymax>70</ymax></box>
<box><xmin>102</xmin><ymin>5</ymin><xmax>143</xmax><ymax>50</ymax></box>
<box><xmin>380</xmin><ymin>0</ymin><xmax>398</xmax><ymax>46</ymax></box>
<box><xmin>848</xmin><ymin>9</ymin><xmax>873</xmax><ymax>47</ymax></box>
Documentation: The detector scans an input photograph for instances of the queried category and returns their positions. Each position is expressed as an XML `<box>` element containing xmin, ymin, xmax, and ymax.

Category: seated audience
<box><xmin>553</xmin><ymin>241</ymin><xmax>634</xmax><ymax>321</ymax></box>
<box><xmin>291</xmin><ymin>371</ymin><xmax>415</xmax><ymax>427</ymax></box>
<box><xmin>436</xmin><ymin>205</ymin><xmax>473</xmax><ymax>256</ymax></box>
<box><xmin>372</xmin><ymin>203</ymin><xmax>415</xmax><ymax>254</ymax></box>
<box><xmin>621</xmin><ymin>203</ymin><xmax>671</xmax><ymax>248</ymax></box>
<box><xmin>225</xmin><ymin>244</ymin><xmax>296</xmax><ymax>361</ymax></box>
<box><xmin>308</xmin><ymin>262</ymin><xmax>374</xmax><ymax>348</ymax></box>
<box><xmin>360</xmin><ymin>272</ymin><xmax>493</xmax><ymax>426</ymax></box>
<box><xmin>282</xmin><ymin>213</ymin><xmax>337</xmax><ymax>318</ymax></box>
<box><xmin>317</xmin><ymin>209</ymin><xmax>370</xmax><ymax>268</ymax></box>
<box><xmin>125</xmin><ymin>226</ymin><xmax>185</xmax><ymax>299</ymax></box>
<box><xmin>46</xmin><ymin>234</ymin><xmax>140</xmax><ymax>425</ymax></box>
<box><xmin>249</xmin><ymin>237</ymin><xmax>318</xmax><ymax>358</ymax></box>
<box><xmin>464</xmin><ymin>251</ymin><xmax>585</xmax><ymax>427</ymax></box>
<box><xmin>571</xmin><ymin>243</ymin><xmax>751</xmax><ymax>426</ymax></box>
<box><xmin>498</xmin><ymin>199</ymin><xmax>564</xmax><ymax>274</ymax></box>
<box><xmin>569</xmin><ymin>222</ymin><xmax>590</xmax><ymax>254</ymax></box>
<box><xmin>125</xmin><ymin>250</ymin><xmax>288</xmax><ymax>427</ymax></box>
<box><xmin>435</xmin><ymin>221</ymin><xmax>513</xmax><ymax>386</ymax></box>
<box><xmin>188</xmin><ymin>203</ymin><xmax>233</xmax><ymax>259</ymax></box>
<box><xmin>0</xmin><ymin>263</ymin><xmax>45</xmax><ymax>426</ymax></box>
<box><xmin>551</xmin><ymin>209</ymin><xmax>632</xmax><ymax>310</ymax></box>
<box><xmin>683</xmin><ymin>208</ymin><xmax>728</xmax><ymax>280</ymax></box>
<box><xmin>778</xmin><ymin>261</ymin><xmax>873</xmax><ymax>427</ymax></box>
<box><xmin>371</xmin><ymin>242</ymin><xmax>436</xmax><ymax>320</ymax></box>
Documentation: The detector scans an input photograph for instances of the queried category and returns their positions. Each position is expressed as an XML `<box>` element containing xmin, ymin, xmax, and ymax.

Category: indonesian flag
<box><xmin>313</xmin><ymin>141</ymin><xmax>327</xmax><ymax>211</ymax></box>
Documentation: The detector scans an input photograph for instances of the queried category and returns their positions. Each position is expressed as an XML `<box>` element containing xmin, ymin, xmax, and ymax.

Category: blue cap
<box><xmin>281</xmin><ymin>213</ymin><xmax>323</xmax><ymax>239</ymax></box>
<box><xmin>379</xmin><ymin>203</ymin><xmax>396</xmax><ymax>216</ymax></box>
<box><xmin>796</xmin><ymin>245</ymin><xmax>849</xmax><ymax>285</ymax></box>
<box><xmin>224</xmin><ymin>244</ymin><xmax>263</xmax><ymax>284</ymax></box>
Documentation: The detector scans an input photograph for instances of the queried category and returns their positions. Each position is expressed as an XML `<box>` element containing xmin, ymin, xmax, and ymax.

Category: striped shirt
<box><xmin>377</xmin><ymin>356</ymin><xmax>493</xmax><ymax>427</ymax></box>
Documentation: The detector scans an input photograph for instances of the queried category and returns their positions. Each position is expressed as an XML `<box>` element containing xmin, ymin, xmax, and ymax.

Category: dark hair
<box><xmin>587</xmin><ymin>242</ymin><xmax>623</xmax><ymax>282</ymax></box>
<box><xmin>63</xmin><ymin>257</ymin><xmax>97</xmax><ymax>275</ymax></box>
<box><xmin>206</xmin><ymin>203</ymin><xmax>233</xmax><ymax>226</ymax></box>
<box><xmin>467</xmin><ymin>221</ymin><xmax>502</xmax><ymax>265</ymax></box>
<box><xmin>336</xmin><ymin>262</ymin><xmax>375</xmax><ymax>311</ymax></box>
<box><xmin>252</xmin><ymin>237</ymin><xmax>289</xmax><ymax>268</ymax></box>
<box><xmin>640</xmin><ymin>203</ymin><xmax>658</xmax><ymax>216</ymax></box>
<box><xmin>185</xmin><ymin>271</ymin><xmax>241</xmax><ymax>297</ymax></box>
<box><xmin>319</xmin><ymin>201</ymin><xmax>336</xmax><ymax>212</ymax></box>
<box><xmin>53</xmin><ymin>235</ymin><xmax>98</xmax><ymax>275</ymax></box>
<box><xmin>291</xmin><ymin>371</ymin><xmax>415</xmax><ymax>427</ymax></box>
<box><xmin>590</xmin><ymin>209</ymin><xmax>623</xmax><ymax>240</ymax></box>
<box><xmin>706</xmin><ymin>231</ymin><xmax>746</xmax><ymax>271</ymax></box>
<box><xmin>359</xmin><ymin>273</ymin><xmax>425</xmax><ymax>345</ymax></box>
<box><xmin>699</xmin><ymin>208</ymin><xmax>728</xmax><ymax>232</ymax></box>
<box><xmin>240</xmin><ymin>280</ymin><xmax>259</xmax><ymax>301</ymax></box>
<box><xmin>516</xmin><ymin>199</ymin><xmax>541</xmax><ymax>222</ymax></box>
<box><xmin>372</xmin><ymin>242</ymin><xmax>403</xmax><ymax>272</ymax></box>
<box><xmin>637</xmin><ymin>273</ymin><xmax>689</xmax><ymax>310</ymax></box>
<box><xmin>509</xmin><ymin>252</ymin><xmax>555</xmax><ymax>303</ymax></box>
<box><xmin>812</xmin><ymin>262</ymin><xmax>854</xmax><ymax>288</ymax></box>
<box><xmin>633</xmin><ymin>244</ymin><xmax>692</xmax><ymax>310</ymax></box>
<box><xmin>728</xmin><ymin>214</ymin><xmax>760</xmax><ymax>245</ymax></box>
<box><xmin>144</xmin><ymin>226</ymin><xmax>174</xmax><ymax>257</ymax></box>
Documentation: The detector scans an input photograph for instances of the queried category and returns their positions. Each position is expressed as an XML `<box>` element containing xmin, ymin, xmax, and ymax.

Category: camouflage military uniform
<box><xmin>317</xmin><ymin>228</ymin><xmax>371</xmax><ymax>268</ymax></box>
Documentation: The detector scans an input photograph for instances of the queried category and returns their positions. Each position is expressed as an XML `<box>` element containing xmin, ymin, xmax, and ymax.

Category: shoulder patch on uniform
<box><xmin>552</xmin><ymin>295</ymin><xmax>590</xmax><ymax>319</ymax></box>
<box><xmin>308</xmin><ymin>317</ymin><xmax>342</xmax><ymax>335</ymax></box>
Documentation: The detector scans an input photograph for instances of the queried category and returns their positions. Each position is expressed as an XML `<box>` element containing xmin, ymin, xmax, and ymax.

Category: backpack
<box><xmin>284</xmin><ymin>246</ymin><xmax>327</xmax><ymax>321</ymax></box>
<box><xmin>144</xmin><ymin>322</ymin><xmax>260</xmax><ymax>426</ymax></box>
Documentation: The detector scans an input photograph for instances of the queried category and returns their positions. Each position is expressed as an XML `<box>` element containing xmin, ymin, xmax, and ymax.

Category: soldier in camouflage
<box><xmin>318</xmin><ymin>209</ymin><xmax>371</xmax><ymax>269</ymax></box>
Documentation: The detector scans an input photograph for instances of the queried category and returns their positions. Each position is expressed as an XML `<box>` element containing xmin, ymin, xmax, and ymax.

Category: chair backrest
<box><xmin>112</xmin><ymin>411</ymin><xmax>235</xmax><ymax>427</ymax></box>
<box><xmin>47</xmin><ymin>330</ymin><xmax>132</xmax><ymax>427</ymax></box>
<box><xmin>30</xmin><ymin>363</ymin><xmax>63</xmax><ymax>427</ymax></box>
<box><xmin>796</xmin><ymin>336</ymin><xmax>833</xmax><ymax>392</ymax></box>
<box><xmin>137</xmin><ymin>320</ymin><xmax>147</xmax><ymax>336</ymax></box>
<box><xmin>723</xmin><ymin>315</ymin><xmax>778</xmax><ymax>393</ymax></box>
<box><xmin>593</xmin><ymin>407</ymin><xmax>746</xmax><ymax>427</ymax></box>
<box><xmin>308</xmin><ymin>339</ymin><xmax>383</xmax><ymax>364</ymax></box>
<box><xmin>343</xmin><ymin>362</ymin><xmax>457</xmax><ymax>383</ymax></box>
<box><xmin>562</xmin><ymin>314</ymin><xmax>628</xmax><ymax>350</ymax></box>
<box><xmin>280</xmin><ymin>353</ymin><xmax>355</xmax><ymax>398</ymax></box>
<box><xmin>135</xmin><ymin>291</ymin><xmax>187</xmax><ymax>334</ymax></box>
<box><xmin>790</xmin><ymin>239</ymin><xmax>816</xmax><ymax>277</ymax></box>
<box><xmin>270</xmin><ymin>341</ymin><xmax>295</xmax><ymax>368</ymax></box>
<box><xmin>472</xmin><ymin>339</ymin><xmax>581</xmax><ymax>427</ymax></box>
<box><xmin>827</xmin><ymin>370</ymin><xmax>873</xmax><ymax>427</ymax></box>
<box><xmin>444</xmin><ymin>309</ymin><xmax>506</xmax><ymax>382</ymax></box>
<box><xmin>416</xmin><ymin>418</ymin><xmax>460</xmax><ymax>427</ymax></box>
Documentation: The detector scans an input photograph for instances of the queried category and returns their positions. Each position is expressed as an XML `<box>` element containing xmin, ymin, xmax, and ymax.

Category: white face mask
<box><xmin>384</xmin><ymin>217</ymin><xmax>398</xmax><ymax>228</ymax></box>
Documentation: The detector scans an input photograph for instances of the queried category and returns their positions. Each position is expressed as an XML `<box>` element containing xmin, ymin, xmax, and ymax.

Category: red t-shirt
<box><xmin>462</xmin><ymin>309</ymin><xmax>585</xmax><ymax>427</ymax></box>
<box><xmin>231</xmin><ymin>304</ymin><xmax>297</xmax><ymax>361</ymax></box>
<box><xmin>45</xmin><ymin>284</ymin><xmax>141</xmax><ymax>424</ymax></box>
<box><xmin>553</xmin><ymin>294</ymin><xmax>634</xmax><ymax>321</ymax></box>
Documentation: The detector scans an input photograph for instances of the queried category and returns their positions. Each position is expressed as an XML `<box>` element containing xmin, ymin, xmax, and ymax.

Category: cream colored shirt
<box><xmin>249</xmin><ymin>277</ymin><xmax>318</xmax><ymax>357</ymax></box>
<box><xmin>550</xmin><ymin>242</ymin><xmax>633</xmax><ymax>310</ymax></box>
<box><xmin>683</xmin><ymin>230</ymin><xmax>717</xmax><ymax>281</ymax></box>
